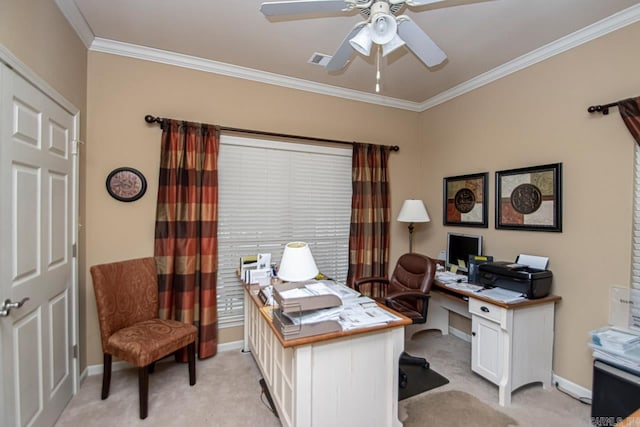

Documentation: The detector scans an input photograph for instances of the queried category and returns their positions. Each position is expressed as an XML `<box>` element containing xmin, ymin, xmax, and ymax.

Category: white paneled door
<box><xmin>0</xmin><ymin>64</ymin><xmax>77</xmax><ymax>427</ymax></box>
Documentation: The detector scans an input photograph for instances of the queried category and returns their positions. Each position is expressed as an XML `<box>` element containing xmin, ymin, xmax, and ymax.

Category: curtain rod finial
<box><xmin>145</xmin><ymin>115</ymin><xmax>159</xmax><ymax>124</ymax></box>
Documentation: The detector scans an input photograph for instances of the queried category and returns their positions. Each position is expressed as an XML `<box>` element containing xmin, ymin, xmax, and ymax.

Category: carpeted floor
<box><xmin>403</xmin><ymin>390</ymin><xmax>518</xmax><ymax>427</ymax></box>
<box><xmin>57</xmin><ymin>331</ymin><xmax>593</xmax><ymax>426</ymax></box>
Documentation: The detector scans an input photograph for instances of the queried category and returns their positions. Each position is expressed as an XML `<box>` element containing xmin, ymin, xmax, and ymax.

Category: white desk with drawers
<box><xmin>406</xmin><ymin>281</ymin><xmax>561</xmax><ymax>406</ymax></box>
<box><xmin>243</xmin><ymin>285</ymin><xmax>411</xmax><ymax>427</ymax></box>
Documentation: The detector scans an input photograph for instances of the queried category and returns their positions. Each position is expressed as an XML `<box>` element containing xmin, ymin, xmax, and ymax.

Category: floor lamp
<box><xmin>397</xmin><ymin>199</ymin><xmax>430</xmax><ymax>253</ymax></box>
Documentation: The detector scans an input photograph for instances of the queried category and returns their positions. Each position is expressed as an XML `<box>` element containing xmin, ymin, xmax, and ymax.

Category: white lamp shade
<box><xmin>397</xmin><ymin>199</ymin><xmax>430</xmax><ymax>223</ymax></box>
<box><xmin>382</xmin><ymin>33</ymin><xmax>405</xmax><ymax>57</ymax></box>
<box><xmin>349</xmin><ymin>25</ymin><xmax>372</xmax><ymax>56</ymax></box>
<box><xmin>277</xmin><ymin>242</ymin><xmax>319</xmax><ymax>282</ymax></box>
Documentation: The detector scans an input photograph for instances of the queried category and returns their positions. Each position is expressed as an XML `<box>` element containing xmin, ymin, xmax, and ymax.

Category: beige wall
<box><xmin>0</xmin><ymin>0</ymin><xmax>88</xmax><ymax>368</ymax></box>
<box><xmin>415</xmin><ymin>22</ymin><xmax>640</xmax><ymax>389</ymax></box>
<box><xmin>84</xmin><ymin>52</ymin><xmax>421</xmax><ymax>366</ymax></box>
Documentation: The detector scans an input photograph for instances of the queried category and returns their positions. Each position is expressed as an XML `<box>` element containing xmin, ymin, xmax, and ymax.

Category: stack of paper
<box><xmin>338</xmin><ymin>299</ymin><xmax>402</xmax><ymax>330</ymax></box>
<box><xmin>477</xmin><ymin>287</ymin><xmax>526</xmax><ymax>303</ymax></box>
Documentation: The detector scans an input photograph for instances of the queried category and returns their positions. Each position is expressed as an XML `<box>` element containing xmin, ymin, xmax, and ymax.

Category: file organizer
<box><xmin>272</xmin><ymin>282</ymin><xmax>343</xmax><ymax>340</ymax></box>
<box><xmin>273</xmin><ymin>282</ymin><xmax>342</xmax><ymax>313</ymax></box>
<box><xmin>272</xmin><ymin>308</ymin><xmax>342</xmax><ymax>340</ymax></box>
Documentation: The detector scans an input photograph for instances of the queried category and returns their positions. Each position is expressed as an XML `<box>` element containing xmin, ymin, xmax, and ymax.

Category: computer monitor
<box><xmin>446</xmin><ymin>232</ymin><xmax>483</xmax><ymax>274</ymax></box>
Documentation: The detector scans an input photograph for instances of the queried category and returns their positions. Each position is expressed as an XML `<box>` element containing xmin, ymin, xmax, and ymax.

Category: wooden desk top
<box><xmin>432</xmin><ymin>280</ymin><xmax>561</xmax><ymax>309</ymax></box>
<box><xmin>245</xmin><ymin>284</ymin><xmax>411</xmax><ymax>348</ymax></box>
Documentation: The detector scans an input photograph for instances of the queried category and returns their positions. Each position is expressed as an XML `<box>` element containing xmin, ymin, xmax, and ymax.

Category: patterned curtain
<box><xmin>619</xmin><ymin>97</ymin><xmax>640</xmax><ymax>144</ymax></box>
<box><xmin>346</xmin><ymin>143</ymin><xmax>391</xmax><ymax>289</ymax></box>
<box><xmin>154</xmin><ymin>119</ymin><xmax>219</xmax><ymax>360</ymax></box>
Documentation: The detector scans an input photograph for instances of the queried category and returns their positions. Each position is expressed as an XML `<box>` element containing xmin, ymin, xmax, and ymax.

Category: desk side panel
<box><xmin>308</xmin><ymin>328</ymin><xmax>403</xmax><ymax>427</ymax></box>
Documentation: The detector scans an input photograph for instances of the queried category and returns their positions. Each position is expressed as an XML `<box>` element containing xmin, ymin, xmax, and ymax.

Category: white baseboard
<box><xmin>80</xmin><ymin>339</ymin><xmax>246</xmax><ymax>383</ymax></box>
<box><xmin>449</xmin><ymin>326</ymin><xmax>472</xmax><ymax>342</ymax></box>
<box><xmin>553</xmin><ymin>372</ymin><xmax>592</xmax><ymax>400</ymax></box>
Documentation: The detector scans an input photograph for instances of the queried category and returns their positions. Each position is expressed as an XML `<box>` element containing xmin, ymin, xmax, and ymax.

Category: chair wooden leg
<box><xmin>148</xmin><ymin>362</ymin><xmax>156</xmax><ymax>374</ymax></box>
<box><xmin>101</xmin><ymin>354</ymin><xmax>112</xmax><ymax>400</ymax></box>
<box><xmin>138</xmin><ymin>366</ymin><xmax>149</xmax><ymax>419</ymax></box>
<box><xmin>188</xmin><ymin>341</ymin><xmax>196</xmax><ymax>386</ymax></box>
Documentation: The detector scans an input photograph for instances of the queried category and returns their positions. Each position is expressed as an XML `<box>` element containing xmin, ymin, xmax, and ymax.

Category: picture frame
<box><xmin>495</xmin><ymin>163</ymin><xmax>562</xmax><ymax>232</ymax></box>
<box><xmin>443</xmin><ymin>172</ymin><xmax>488</xmax><ymax>228</ymax></box>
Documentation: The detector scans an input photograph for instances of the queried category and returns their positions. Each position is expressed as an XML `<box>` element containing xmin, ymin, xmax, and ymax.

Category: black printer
<box><xmin>478</xmin><ymin>261</ymin><xmax>552</xmax><ymax>299</ymax></box>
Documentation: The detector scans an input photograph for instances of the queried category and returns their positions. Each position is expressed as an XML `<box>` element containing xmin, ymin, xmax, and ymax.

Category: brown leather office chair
<box><xmin>354</xmin><ymin>253</ymin><xmax>436</xmax><ymax>387</ymax></box>
<box><xmin>90</xmin><ymin>257</ymin><xmax>197</xmax><ymax>419</ymax></box>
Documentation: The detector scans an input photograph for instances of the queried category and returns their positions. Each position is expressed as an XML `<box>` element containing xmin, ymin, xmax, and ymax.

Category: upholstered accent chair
<box><xmin>354</xmin><ymin>253</ymin><xmax>437</xmax><ymax>387</ymax></box>
<box><xmin>90</xmin><ymin>257</ymin><xmax>197</xmax><ymax>419</ymax></box>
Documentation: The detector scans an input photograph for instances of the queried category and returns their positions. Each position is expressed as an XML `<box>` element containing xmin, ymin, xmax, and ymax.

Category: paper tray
<box><xmin>273</xmin><ymin>281</ymin><xmax>342</xmax><ymax>313</ymax></box>
<box><xmin>272</xmin><ymin>308</ymin><xmax>342</xmax><ymax>340</ymax></box>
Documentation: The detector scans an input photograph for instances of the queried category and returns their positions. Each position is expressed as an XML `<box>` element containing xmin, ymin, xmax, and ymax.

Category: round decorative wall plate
<box><xmin>106</xmin><ymin>167</ymin><xmax>147</xmax><ymax>202</ymax></box>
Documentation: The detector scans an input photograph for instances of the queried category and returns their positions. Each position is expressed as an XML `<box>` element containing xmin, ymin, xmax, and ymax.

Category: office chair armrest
<box><xmin>353</xmin><ymin>276</ymin><xmax>389</xmax><ymax>293</ymax></box>
<box><xmin>384</xmin><ymin>291</ymin><xmax>431</xmax><ymax>323</ymax></box>
<box><xmin>384</xmin><ymin>290</ymin><xmax>430</xmax><ymax>305</ymax></box>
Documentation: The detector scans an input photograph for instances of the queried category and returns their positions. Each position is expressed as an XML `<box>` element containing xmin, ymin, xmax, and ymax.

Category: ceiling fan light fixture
<box><xmin>349</xmin><ymin>25</ymin><xmax>373</xmax><ymax>56</ymax></box>
<box><xmin>370</xmin><ymin>13</ymin><xmax>397</xmax><ymax>45</ymax></box>
<box><xmin>382</xmin><ymin>33</ymin><xmax>405</xmax><ymax>56</ymax></box>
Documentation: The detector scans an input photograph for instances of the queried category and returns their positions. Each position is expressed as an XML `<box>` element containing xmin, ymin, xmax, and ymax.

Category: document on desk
<box><xmin>339</xmin><ymin>300</ymin><xmax>402</xmax><ymax>330</ymax></box>
<box><xmin>478</xmin><ymin>287</ymin><xmax>526</xmax><ymax>303</ymax></box>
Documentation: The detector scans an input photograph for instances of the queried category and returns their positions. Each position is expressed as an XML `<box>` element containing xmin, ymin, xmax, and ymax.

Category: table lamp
<box><xmin>277</xmin><ymin>242</ymin><xmax>319</xmax><ymax>282</ymax></box>
<box><xmin>397</xmin><ymin>199</ymin><xmax>430</xmax><ymax>253</ymax></box>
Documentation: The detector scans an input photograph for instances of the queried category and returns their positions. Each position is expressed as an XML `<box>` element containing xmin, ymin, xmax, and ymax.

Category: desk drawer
<box><xmin>469</xmin><ymin>298</ymin><xmax>506</xmax><ymax>325</ymax></box>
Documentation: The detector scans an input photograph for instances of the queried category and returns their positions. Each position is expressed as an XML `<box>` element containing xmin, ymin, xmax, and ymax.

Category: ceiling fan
<box><xmin>260</xmin><ymin>0</ymin><xmax>449</xmax><ymax>73</ymax></box>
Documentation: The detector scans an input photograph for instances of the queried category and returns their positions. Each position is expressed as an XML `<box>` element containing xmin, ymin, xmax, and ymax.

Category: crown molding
<box><xmin>419</xmin><ymin>4</ymin><xmax>640</xmax><ymax>111</ymax></box>
<box><xmin>60</xmin><ymin>1</ymin><xmax>639</xmax><ymax>112</ymax></box>
<box><xmin>55</xmin><ymin>0</ymin><xmax>94</xmax><ymax>48</ymax></box>
<box><xmin>89</xmin><ymin>38</ymin><xmax>423</xmax><ymax>112</ymax></box>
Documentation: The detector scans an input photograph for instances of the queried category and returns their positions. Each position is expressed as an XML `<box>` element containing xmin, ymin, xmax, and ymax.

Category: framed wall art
<box><xmin>495</xmin><ymin>163</ymin><xmax>562</xmax><ymax>232</ymax></box>
<box><xmin>443</xmin><ymin>172</ymin><xmax>488</xmax><ymax>228</ymax></box>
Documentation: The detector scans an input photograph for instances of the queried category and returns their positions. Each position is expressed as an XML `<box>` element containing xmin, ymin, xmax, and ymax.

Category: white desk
<box><xmin>243</xmin><ymin>285</ymin><xmax>411</xmax><ymax>427</ymax></box>
<box><xmin>408</xmin><ymin>282</ymin><xmax>561</xmax><ymax>406</ymax></box>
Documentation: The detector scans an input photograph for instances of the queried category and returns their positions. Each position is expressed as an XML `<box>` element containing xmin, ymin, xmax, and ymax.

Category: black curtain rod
<box><xmin>144</xmin><ymin>115</ymin><xmax>400</xmax><ymax>152</ymax></box>
<box><xmin>587</xmin><ymin>101</ymin><xmax>619</xmax><ymax>115</ymax></box>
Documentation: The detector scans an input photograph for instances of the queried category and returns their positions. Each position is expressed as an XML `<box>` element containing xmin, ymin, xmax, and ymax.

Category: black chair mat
<box><xmin>398</xmin><ymin>364</ymin><xmax>449</xmax><ymax>401</ymax></box>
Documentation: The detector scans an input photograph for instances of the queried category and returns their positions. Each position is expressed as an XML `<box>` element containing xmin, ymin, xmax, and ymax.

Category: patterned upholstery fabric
<box><xmin>90</xmin><ymin>257</ymin><xmax>197</xmax><ymax>367</ymax></box>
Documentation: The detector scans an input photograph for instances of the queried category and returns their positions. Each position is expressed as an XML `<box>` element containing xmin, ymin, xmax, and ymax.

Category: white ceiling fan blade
<box><xmin>397</xmin><ymin>16</ymin><xmax>446</xmax><ymax>67</ymax></box>
<box><xmin>260</xmin><ymin>1</ymin><xmax>354</xmax><ymax>16</ymax></box>
<box><xmin>404</xmin><ymin>0</ymin><xmax>448</xmax><ymax>6</ymax></box>
<box><xmin>325</xmin><ymin>23</ymin><xmax>367</xmax><ymax>72</ymax></box>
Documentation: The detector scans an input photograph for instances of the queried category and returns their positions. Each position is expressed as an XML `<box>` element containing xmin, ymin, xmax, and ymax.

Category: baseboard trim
<box><xmin>80</xmin><ymin>339</ymin><xmax>246</xmax><ymax>383</ymax></box>
<box><xmin>553</xmin><ymin>373</ymin><xmax>592</xmax><ymax>400</ymax></box>
<box><xmin>449</xmin><ymin>326</ymin><xmax>472</xmax><ymax>343</ymax></box>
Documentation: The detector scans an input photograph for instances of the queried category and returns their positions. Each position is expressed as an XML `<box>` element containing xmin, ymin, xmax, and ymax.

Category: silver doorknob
<box><xmin>0</xmin><ymin>297</ymin><xmax>29</xmax><ymax>317</ymax></box>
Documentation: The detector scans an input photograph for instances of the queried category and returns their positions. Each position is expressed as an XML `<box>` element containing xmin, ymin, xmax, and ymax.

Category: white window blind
<box><xmin>217</xmin><ymin>135</ymin><xmax>352</xmax><ymax>327</ymax></box>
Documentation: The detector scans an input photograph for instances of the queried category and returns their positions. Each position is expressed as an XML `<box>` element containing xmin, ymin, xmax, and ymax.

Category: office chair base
<box><xmin>400</xmin><ymin>351</ymin><xmax>429</xmax><ymax>369</ymax></box>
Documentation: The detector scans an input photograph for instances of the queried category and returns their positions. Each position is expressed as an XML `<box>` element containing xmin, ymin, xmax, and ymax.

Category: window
<box><xmin>217</xmin><ymin>135</ymin><xmax>352</xmax><ymax>327</ymax></box>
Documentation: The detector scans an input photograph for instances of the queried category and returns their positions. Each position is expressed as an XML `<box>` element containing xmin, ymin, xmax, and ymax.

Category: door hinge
<box><xmin>72</xmin><ymin>243</ymin><xmax>77</xmax><ymax>258</ymax></box>
<box><xmin>73</xmin><ymin>344</ymin><xmax>78</xmax><ymax>359</ymax></box>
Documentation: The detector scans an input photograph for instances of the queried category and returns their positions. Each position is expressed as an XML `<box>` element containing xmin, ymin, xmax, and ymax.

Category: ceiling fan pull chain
<box><xmin>375</xmin><ymin>45</ymin><xmax>381</xmax><ymax>93</ymax></box>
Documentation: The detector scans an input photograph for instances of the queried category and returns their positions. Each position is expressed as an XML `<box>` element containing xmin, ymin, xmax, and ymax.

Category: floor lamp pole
<box><xmin>408</xmin><ymin>222</ymin><xmax>415</xmax><ymax>253</ymax></box>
